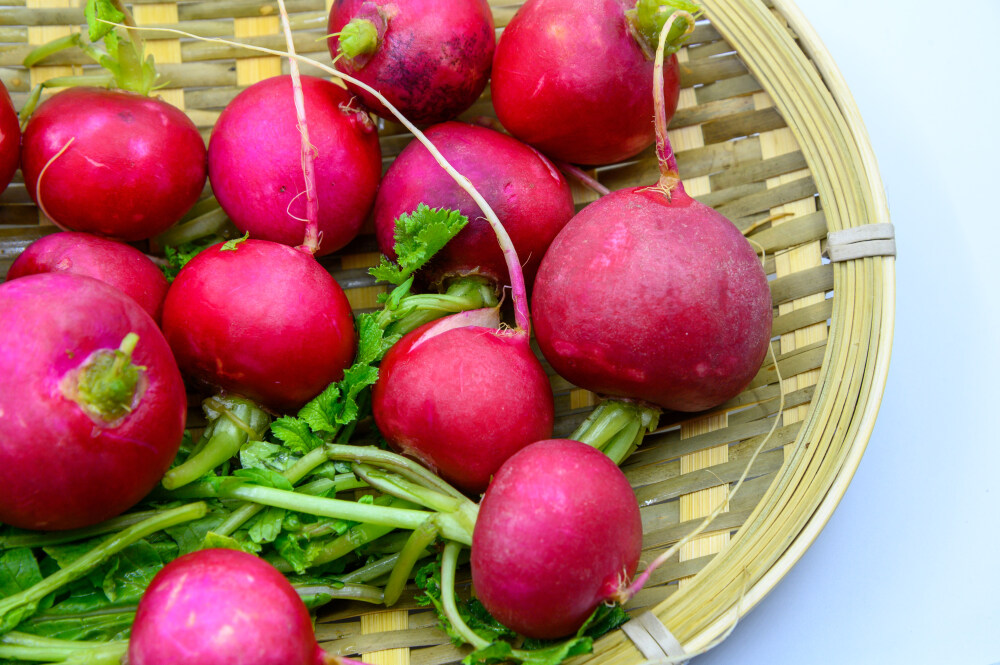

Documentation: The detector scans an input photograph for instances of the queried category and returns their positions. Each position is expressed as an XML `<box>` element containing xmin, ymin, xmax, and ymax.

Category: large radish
<box><xmin>531</xmin><ymin>11</ymin><xmax>772</xmax><ymax>463</ymax></box>
<box><xmin>0</xmin><ymin>80</ymin><xmax>18</xmax><ymax>193</ymax></box>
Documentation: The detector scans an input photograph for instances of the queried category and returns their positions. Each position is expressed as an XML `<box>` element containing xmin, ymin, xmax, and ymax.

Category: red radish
<box><xmin>327</xmin><ymin>0</ymin><xmax>495</xmax><ymax>125</ymax></box>
<box><xmin>8</xmin><ymin>231</ymin><xmax>169</xmax><ymax>323</ymax></box>
<box><xmin>128</xmin><ymin>549</ymin><xmax>329</xmax><ymax>665</ymax></box>
<box><xmin>0</xmin><ymin>80</ymin><xmax>18</xmax><ymax>193</ymax></box>
<box><xmin>20</xmin><ymin>87</ymin><xmax>206</xmax><ymax>241</ymax></box>
<box><xmin>531</xmin><ymin>15</ymin><xmax>771</xmax><ymax>419</ymax></box>
<box><xmin>0</xmin><ymin>273</ymin><xmax>186</xmax><ymax>531</ymax></box>
<box><xmin>208</xmin><ymin>75</ymin><xmax>381</xmax><ymax>256</ymax></box>
<box><xmin>372</xmin><ymin>308</ymin><xmax>554</xmax><ymax>494</ymax></box>
<box><xmin>470</xmin><ymin>439</ymin><xmax>642</xmax><ymax>639</ymax></box>
<box><xmin>374</xmin><ymin>121</ymin><xmax>575</xmax><ymax>291</ymax></box>
<box><xmin>491</xmin><ymin>0</ymin><xmax>693</xmax><ymax>165</ymax></box>
<box><xmin>161</xmin><ymin>238</ymin><xmax>356</xmax><ymax>414</ymax></box>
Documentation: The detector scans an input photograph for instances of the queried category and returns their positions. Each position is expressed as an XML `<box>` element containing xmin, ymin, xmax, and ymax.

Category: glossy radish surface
<box><xmin>0</xmin><ymin>273</ymin><xmax>186</xmax><ymax>530</ymax></box>
<box><xmin>471</xmin><ymin>439</ymin><xmax>642</xmax><ymax>638</ymax></box>
<box><xmin>491</xmin><ymin>0</ymin><xmax>681</xmax><ymax>165</ymax></box>
<box><xmin>129</xmin><ymin>549</ymin><xmax>327</xmax><ymax>665</ymax></box>
<box><xmin>327</xmin><ymin>0</ymin><xmax>494</xmax><ymax>125</ymax></box>
<box><xmin>161</xmin><ymin>239</ymin><xmax>356</xmax><ymax>414</ymax></box>
<box><xmin>372</xmin><ymin>309</ymin><xmax>554</xmax><ymax>495</ymax></box>
<box><xmin>208</xmin><ymin>75</ymin><xmax>382</xmax><ymax>256</ymax></box>
<box><xmin>20</xmin><ymin>87</ymin><xmax>206</xmax><ymax>241</ymax></box>
<box><xmin>8</xmin><ymin>231</ymin><xmax>170</xmax><ymax>323</ymax></box>
<box><xmin>0</xmin><ymin>80</ymin><xmax>18</xmax><ymax>193</ymax></box>
<box><xmin>374</xmin><ymin>121</ymin><xmax>574</xmax><ymax>290</ymax></box>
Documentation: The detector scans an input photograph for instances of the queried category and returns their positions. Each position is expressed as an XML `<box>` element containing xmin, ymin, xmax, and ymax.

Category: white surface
<box><xmin>691</xmin><ymin>1</ymin><xmax>1000</xmax><ymax>664</ymax></box>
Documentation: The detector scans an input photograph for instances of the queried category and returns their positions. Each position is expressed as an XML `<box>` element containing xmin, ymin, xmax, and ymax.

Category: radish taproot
<box><xmin>491</xmin><ymin>0</ymin><xmax>697</xmax><ymax>165</ymax></box>
<box><xmin>0</xmin><ymin>273</ymin><xmax>186</xmax><ymax>530</ymax></box>
<box><xmin>374</xmin><ymin>121</ymin><xmax>575</xmax><ymax>293</ymax></box>
<box><xmin>0</xmin><ymin>80</ymin><xmax>18</xmax><ymax>193</ymax></box>
<box><xmin>470</xmin><ymin>439</ymin><xmax>642</xmax><ymax>639</ymax></box>
<box><xmin>327</xmin><ymin>0</ymin><xmax>495</xmax><ymax>125</ymax></box>
<box><xmin>372</xmin><ymin>308</ymin><xmax>554</xmax><ymax>495</ymax></box>
<box><xmin>7</xmin><ymin>231</ymin><xmax>169</xmax><ymax>323</ymax></box>
<box><xmin>207</xmin><ymin>75</ymin><xmax>382</xmax><ymax>256</ymax></box>
<box><xmin>531</xmin><ymin>11</ymin><xmax>771</xmax><ymax>463</ymax></box>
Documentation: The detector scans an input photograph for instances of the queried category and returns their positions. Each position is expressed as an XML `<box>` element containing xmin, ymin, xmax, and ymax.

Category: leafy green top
<box><xmin>369</xmin><ymin>204</ymin><xmax>469</xmax><ymax>285</ymax></box>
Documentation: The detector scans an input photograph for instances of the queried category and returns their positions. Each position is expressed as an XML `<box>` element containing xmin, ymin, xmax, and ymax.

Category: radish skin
<box><xmin>0</xmin><ymin>81</ymin><xmax>18</xmax><ymax>193</ymax></box>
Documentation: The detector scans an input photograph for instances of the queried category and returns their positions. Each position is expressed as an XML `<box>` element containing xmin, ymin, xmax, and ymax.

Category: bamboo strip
<box><xmin>132</xmin><ymin>3</ymin><xmax>185</xmax><ymax>110</ymax></box>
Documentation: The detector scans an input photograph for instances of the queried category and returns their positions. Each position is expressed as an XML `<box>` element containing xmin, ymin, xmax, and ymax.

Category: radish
<box><xmin>531</xmin><ymin>12</ymin><xmax>772</xmax><ymax>463</ymax></box>
<box><xmin>0</xmin><ymin>273</ymin><xmax>186</xmax><ymax>530</ymax></box>
<box><xmin>208</xmin><ymin>75</ymin><xmax>381</xmax><ymax>256</ymax></box>
<box><xmin>470</xmin><ymin>439</ymin><xmax>642</xmax><ymax>639</ymax></box>
<box><xmin>327</xmin><ymin>0</ymin><xmax>494</xmax><ymax>125</ymax></box>
<box><xmin>374</xmin><ymin>121</ymin><xmax>575</xmax><ymax>293</ymax></box>
<box><xmin>372</xmin><ymin>308</ymin><xmax>554</xmax><ymax>494</ymax></box>
<box><xmin>128</xmin><ymin>549</ymin><xmax>330</xmax><ymax>665</ymax></box>
<box><xmin>0</xmin><ymin>80</ymin><xmax>18</xmax><ymax>193</ymax></box>
<box><xmin>491</xmin><ymin>0</ymin><xmax>697</xmax><ymax>165</ymax></box>
<box><xmin>161</xmin><ymin>238</ymin><xmax>356</xmax><ymax>415</ymax></box>
<box><xmin>7</xmin><ymin>231</ymin><xmax>169</xmax><ymax>323</ymax></box>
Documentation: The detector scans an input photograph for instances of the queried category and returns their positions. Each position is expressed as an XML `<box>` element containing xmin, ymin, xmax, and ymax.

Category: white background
<box><xmin>693</xmin><ymin>1</ymin><xmax>1000</xmax><ymax>664</ymax></box>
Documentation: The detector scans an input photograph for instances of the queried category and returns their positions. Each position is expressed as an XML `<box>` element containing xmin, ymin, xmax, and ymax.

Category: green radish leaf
<box><xmin>356</xmin><ymin>312</ymin><xmax>401</xmax><ymax>365</ymax></box>
<box><xmin>239</xmin><ymin>440</ymin><xmax>300</xmax><ymax>473</ymax></box>
<box><xmin>275</xmin><ymin>534</ymin><xmax>313</xmax><ymax>575</ymax></box>
<box><xmin>84</xmin><ymin>0</ymin><xmax>125</xmax><ymax>44</ymax></box>
<box><xmin>162</xmin><ymin>236</ymin><xmax>217</xmax><ymax>282</ymax></box>
<box><xmin>0</xmin><ymin>549</ymin><xmax>43</xmax><ymax>598</ymax></box>
<box><xmin>232</xmin><ymin>468</ymin><xmax>295</xmax><ymax>492</ymax></box>
<box><xmin>200</xmin><ymin>531</ymin><xmax>254</xmax><ymax>553</ymax></box>
<box><xmin>247</xmin><ymin>507</ymin><xmax>286</xmax><ymax>545</ymax></box>
<box><xmin>369</xmin><ymin>204</ymin><xmax>468</xmax><ymax>285</ymax></box>
<box><xmin>19</xmin><ymin>590</ymin><xmax>136</xmax><ymax>641</ymax></box>
<box><xmin>270</xmin><ymin>416</ymin><xmax>324</xmax><ymax>454</ymax></box>
<box><xmin>164</xmin><ymin>512</ymin><xmax>227</xmax><ymax>555</ymax></box>
<box><xmin>221</xmin><ymin>231</ymin><xmax>250</xmax><ymax>251</ymax></box>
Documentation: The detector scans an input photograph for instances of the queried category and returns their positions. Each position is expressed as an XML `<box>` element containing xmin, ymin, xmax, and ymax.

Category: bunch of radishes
<box><xmin>0</xmin><ymin>0</ymin><xmax>778</xmax><ymax>661</ymax></box>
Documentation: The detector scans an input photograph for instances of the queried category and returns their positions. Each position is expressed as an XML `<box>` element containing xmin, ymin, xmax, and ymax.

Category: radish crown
<box><xmin>627</xmin><ymin>0</ymin><xmax>701</xmax><ymax>59</ymax></box>
<box><xmin>64</xmin><ymin>332</ymin><xmax>144</xmax><ymax>424</ymax></box>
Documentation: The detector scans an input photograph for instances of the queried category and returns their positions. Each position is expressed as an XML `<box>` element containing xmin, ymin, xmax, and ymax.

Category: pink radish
<box><xmin>19</xmin><ymin>88</ymin><xmax>206</xmax><ymax>241</ymax></box>
<box><xmin>470</xmin><ymin>439</ymin><xmax>642</xmax><ymax>639</ymax></box>
<box><xmin>0</xmin><ymin>273</ymin><xmax>186</xmax><ymax>530</ymax></box>
<box><xmin>128</xmin><ymin>549</ymin><xmax>329</xmax><ymax>665</ymax></box>
<box><xmin>8</xmin><ymin>231</ymin><xmax>169</xmax><ymax>323</ymax></box>
<box><xmin>372</xmin><ymin>308</ymin><xmax>554</xmax><ymax>494</ymax></box>
<box><xmin>491</xmin><ymin>0</ymin><xmax>696</xmax><ymax>165</ymax></box>
<box><xmin>0</xmin><ymin>80</ymin><xmax>18</xmax><ymax>193</ymax></box>
<box><xmin>207</xmin><ymin>75</ymin><xmax>382</xmax><ymax>256</ymax></box>
<box><xmin>161</xmin><ymin>238</ymin><xmax>356</xmax><ymax>414</ymax></box>
<box><xmin>374</xmin><ymin>121</ymin><xmax>575</xmax><ymax>292</ymax></box>
<box><xmin>530</xmin><ymin>10</ymin><xmax>771</xmax><ymax>462</ymax></box>
<box><xmin>327</xmin><ymin>0</ymin><xmax>494</xmax><ymax>125</ymax></box>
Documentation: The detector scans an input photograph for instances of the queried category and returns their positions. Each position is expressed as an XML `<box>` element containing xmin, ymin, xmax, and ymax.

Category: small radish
<box><xmin>0</xmin><ymin>80</ymin><xmax>18</xmax><ymax>193</ymax></box>
<box><xmin>372</xmin><ymin>308</ymin><xmax>554</xmax><ymax>494</ymax></box>
<box><xmin>327</xmin><ymin>0</ymin><xmax>495</xmax><ymax>125</ymax></box>
<box><xmin>161</xmin><ymin>237</ymin><xmax>357</xmax><ymax>415</ymax></box>
<box><xmin>0</xmin><ymin>273</ymin><xmax>186</xmax><ymax>531</ymax></box>
<box><xmin>128</xmin><ymin>549</ymin><xmax>330</xmax><ymax>665</ymax></box>
<box><xmin>8</xmin><ymin>231</ymin><xmax>170</xmax><ymax>323</ymax></box>
<box><xmin>531</xmin><ymin>12</ymin><xmax>771</xmax><ymax>462</ymax></box>
<box><xmin>470</xmin><ymin>439</ymin><xmax>642</xmax><ymax>639</ymax></box>
<box><xmin>491</xmin><ymin>0</ymin><xmax>697</xmax><ymax>165</ymax></box>
<box><xmin>208</xmin><ymin>75</ymin><xmax>381</xmax><ymax>256</ymax></box>
<box><xmin>374</xmin><ymin>121</ymin><xmax>575</xmax><ymax>292</ymax></box>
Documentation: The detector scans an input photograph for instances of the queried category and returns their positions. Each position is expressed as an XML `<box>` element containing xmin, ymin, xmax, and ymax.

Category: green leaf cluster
<box><xmin>369</xmin><ymin>204</ymin><xmax>469</xmax><ymax>285</ymax></box>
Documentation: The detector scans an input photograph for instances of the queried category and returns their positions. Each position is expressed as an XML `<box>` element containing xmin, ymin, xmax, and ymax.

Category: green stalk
<box><xmin>440</xmin><ymin>542</ymin><xmax>489</xmax><ymax>649</ymax></box>
<box><xmin>379</xmin><ymin>276</ymin><xmax>499</xmax><ymax>338</ymax></box>
<box><xmin>0</xmin><ymin>503</ymin><xmax>207</xmax><ymax>635</ymax></box>
<box><xmin>294</xmin><ymin>583</ymin><xmax>384</xmax><ymax>607</ymax></box>
<box><xmin>325</xmin><ymin>444</ymin><xmax>468</xmax><ymax>501</ymax></box>
<box><xmin>0</xmin><ymin>509</ymin><xmax>161</xmax><ymax>550</ymax></box>
<box><xmin>571</xmin><ymin>399</ymin><xmax>660</xmax><ymax>465</ymax></box>
<box><xmin>338</xmin><ymin>549</ymin><xmax>426</xmax><ymax>585</ymax></box>
<box><xmin>383</xmin><ymin>518</ymin><xmax>438</xmax><ymax>606</ymax></box>
<box><xmin>351</xmin><ymin>463</ymin><xmax>464</xmax><ymax>514</ymax></box>
<box><xmin>162</xmin><ymin>396</ymin><xmax>271</xmax><ymax>490</ymax></box>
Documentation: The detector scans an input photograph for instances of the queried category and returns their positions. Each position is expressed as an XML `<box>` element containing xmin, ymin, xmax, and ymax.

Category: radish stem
<box><xmin>652</xmin><ymin>11</ymin><xmax>695</xmax><ymax>193</ymax></box>
<box><xmin>276</xmin><ymin>0</ymin><xmax>320</xmax><ymax>254</ymax></box>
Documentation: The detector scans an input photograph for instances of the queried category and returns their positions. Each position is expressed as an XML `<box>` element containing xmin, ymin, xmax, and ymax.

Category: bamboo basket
<box><xmin>0</xmin><ymin>0</ymin><xmax>894</xmax><ymax>663</ymax></box>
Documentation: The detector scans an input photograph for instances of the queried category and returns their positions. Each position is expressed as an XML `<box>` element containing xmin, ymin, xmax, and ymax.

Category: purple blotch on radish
<box><xmin>0</xmin><ymin>273</ymin><xmax>186</xmax><ymax>531</ymax></box>
<box><xmin>208</xmin><ymin>75</ymin><xmax>382</xmax><ymax>256</ymax></box>
<box><xmin>327</xmin><ymin>0</ymin><xmax>495</xmax><ymax>125</ymax></box>
<box><xmin>470</xmin><ymin>439</ymin><xmax>642</xmax><ymax>639</ymax></box>
<box><xmin>8</xmin><ymin>231</ymin><xmax>170</xmax><ymax>323</ymax></box>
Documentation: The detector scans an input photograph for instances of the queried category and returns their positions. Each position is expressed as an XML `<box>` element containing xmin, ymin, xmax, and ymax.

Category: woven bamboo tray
<box><xmin>0</xmin><ymin>0</ymin><xmax>894</xmax><ymax>662</ymax></box>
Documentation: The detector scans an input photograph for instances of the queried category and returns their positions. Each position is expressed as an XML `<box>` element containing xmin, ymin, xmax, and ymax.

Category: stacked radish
<box><xmin>0</xmin><ymin>81</ymin><xmax>18</xmax><ymax>193</ymax></box>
